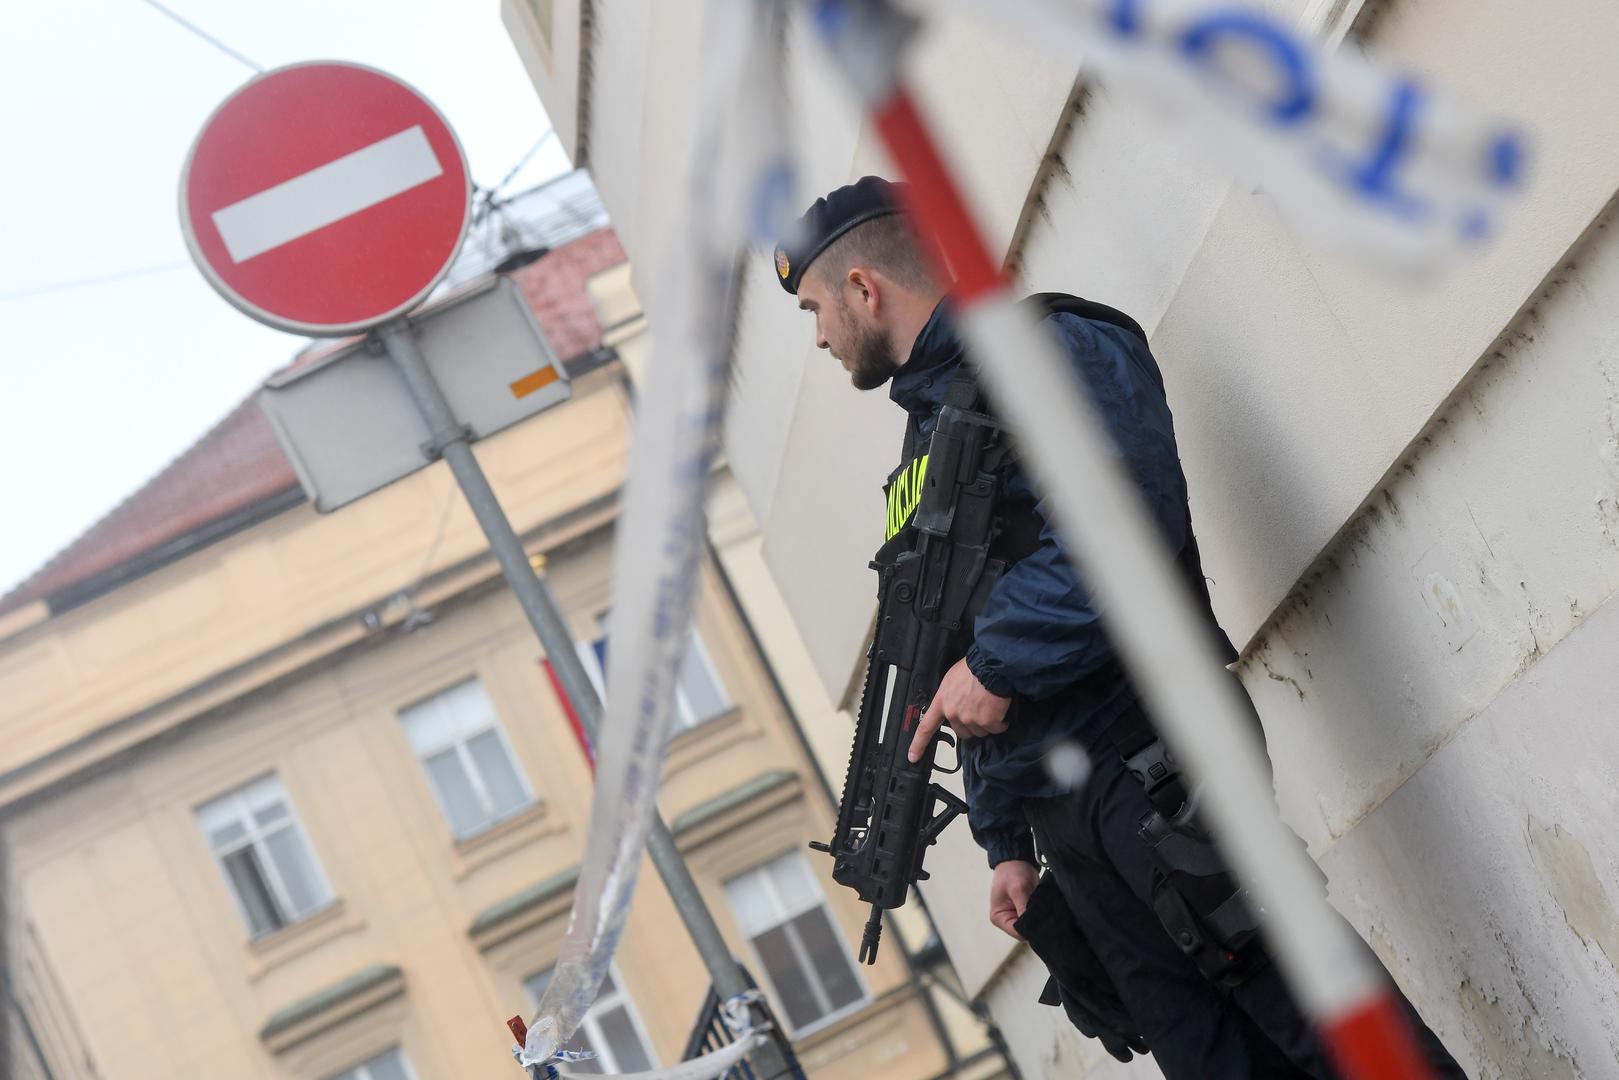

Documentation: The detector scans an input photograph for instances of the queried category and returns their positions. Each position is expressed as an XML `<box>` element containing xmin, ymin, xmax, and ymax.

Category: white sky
<box><xmin>0</xmin><ymin>0</ymin><xmax>573</xmax><ymax>596</ymax></box>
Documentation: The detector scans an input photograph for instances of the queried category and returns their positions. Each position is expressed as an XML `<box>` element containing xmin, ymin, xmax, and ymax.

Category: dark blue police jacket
<box><xmin>886</xmin><ymin>296</ymin><xmax>1237</xmax><ymax>867</ymax></box>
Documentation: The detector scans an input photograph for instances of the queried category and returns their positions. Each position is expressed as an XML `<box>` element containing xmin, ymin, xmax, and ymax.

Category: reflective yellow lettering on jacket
<box><xmin>885</xmin><ymin>454</ymin><xmax>930</xmax><ymax>541</ymax></box>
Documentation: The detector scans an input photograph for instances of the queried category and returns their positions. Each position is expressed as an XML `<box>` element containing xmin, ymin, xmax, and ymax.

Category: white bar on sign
<box><xmin>212</xmin><ymin>125</ymin><xmax>444</xmax><ymax>263</ymax></box>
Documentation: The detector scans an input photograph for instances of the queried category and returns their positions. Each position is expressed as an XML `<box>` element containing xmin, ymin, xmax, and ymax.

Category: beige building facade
<box><xmin>0</xmin><ymin>229</ymin><xmax>979</xmax><ymax>1079</ymax></box>
<box><xmin>505</xmin><ymin>1</ymin><xmax>1619</xmax><ymax>1076</ymax></box>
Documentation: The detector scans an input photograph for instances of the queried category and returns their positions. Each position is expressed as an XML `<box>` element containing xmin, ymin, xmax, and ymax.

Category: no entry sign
<box><xmin>180</xmin><ymin>61</ymin><xmax>472</xmax><ymax>336</ymax></box>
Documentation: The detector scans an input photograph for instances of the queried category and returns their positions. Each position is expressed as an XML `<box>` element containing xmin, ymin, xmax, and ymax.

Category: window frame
<box><xmin>573</xmin><ymin>618</ymin><xmax>732</xmax><ymax>735</ymax></box>
<box><xmin>524</xmin><ymin>963</ymin><xmax>660</xmax><ymax>1074</ymax></box>
<box><xmin>724</xmin><ymin>852</ymin><xmax>871</xmax><ymax>1037</ymax></box>
<box><xmin>670</xmin><ymin>630</ymin><xmax>731</xmax><ymax>731</ymax></box>
<box><xmin>399</xmin><ymin>677</ymin><xmax>537</xmax><ymax>840</ymax></box>
<box><xmin>324</xmin><ymin>1044</ymin><xmax>419</xmax><ymax>1080</ymax></box>
<box><xmin>196</xmin><ymin>774</ymin><xmax>334</xmax><ymax>940</ymax></box>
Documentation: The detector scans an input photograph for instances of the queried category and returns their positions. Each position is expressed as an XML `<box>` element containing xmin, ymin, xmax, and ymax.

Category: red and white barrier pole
<box><xmin>862</xmin><ymin>73</ymin><xmax>1437</xmax><ymax>1080</ymax></box>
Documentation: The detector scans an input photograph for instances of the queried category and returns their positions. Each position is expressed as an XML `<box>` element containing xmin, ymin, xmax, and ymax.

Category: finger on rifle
<box><xmin>908</xmin><ymin>704</ymin><xmax>944</xmax><ymax>763</ymax></box>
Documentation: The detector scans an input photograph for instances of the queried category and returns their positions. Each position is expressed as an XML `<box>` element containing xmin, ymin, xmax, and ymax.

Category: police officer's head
<box><xmin>776</xmin><ymin>176</ymin><xmax>945</xmax><ymax>391</ymax></box>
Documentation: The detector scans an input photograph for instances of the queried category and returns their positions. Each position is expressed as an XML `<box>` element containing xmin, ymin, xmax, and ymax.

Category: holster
<box><xmin>1108</xmin><ymin>700</ymin><xmax>1276</xmax><ymax>988</ymax></box>
<box><xmin>1138</xmin><ymin>795</ymin><xmax>1270</xmax><ymax>987</ymax></box>
<box><xmin>1013</xmin><ymin>871</ymin><xmax>1149</xmax><ymax>1063</ymax></box>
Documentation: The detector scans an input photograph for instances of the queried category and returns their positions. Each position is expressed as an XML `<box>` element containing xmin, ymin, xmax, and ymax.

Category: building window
<box><xmin>196</xmin><ymin>775</ymin><xmax>333</xmax><ymax>939</ymax></box>
<box><xmin>400</xmin><ymin>678</ymin><xmax>535</xmax><ymax>839</ymax></box>
<box><xmin>326</xmin><ymin>1046</ymin><xmax>415</xmax><ymax>1080</ymax></box>
<box><xmin>723</xmin><ymin>852</ymin><xmax>868</xmax><ymax>1034</ymax></box>
<box><xmin>524</xmin><ymin>966</ymin><xmax>657</xmax><ymax>1074</ymax></box>
<box><xmin>575</xmin><ymin>620</ymin><xmax>732</xmax><ymax>734</ymax></box>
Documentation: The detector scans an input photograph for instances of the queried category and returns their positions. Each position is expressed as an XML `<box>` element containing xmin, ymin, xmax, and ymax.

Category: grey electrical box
<box><xmin>259</xmin><ymin>275</ymin><xmax>571</xmax><ymax>512</ymax></box>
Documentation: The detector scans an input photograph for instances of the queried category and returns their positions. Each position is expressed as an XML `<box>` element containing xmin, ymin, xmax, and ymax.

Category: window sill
<box><xmin>451</xmin><ymin>800</ymin><xmax>565</xmax><ymax>881</ymax></box>
<box><xmin>791</xmin><ymin>986</ymin><xmax>919</xmax><ymax>1062</ymax></box>
<box><xmin>784</xmin><ymin>994</ymin><xmax>876</xmax><ymax>1042</ymax></box>
<box><xmin>663</xmin><ymin>706</ymin><xmax>748</xmax><ymax>773</ymax></box>
<box><xmin>244</xmin><ymin>900</ymin><xmax>363</xmax><ymax>982</ymax></box>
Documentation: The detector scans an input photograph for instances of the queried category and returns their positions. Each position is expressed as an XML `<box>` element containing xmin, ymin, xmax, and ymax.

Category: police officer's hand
<box><xmin>909</xmin><ymin>657</ymin><xmax>1011</xmax><ymax>763</ymax></box>
<box><xmin>989</xmin><ymin>859</ymin><xmax>1039</xmax><ymax>939</ymax></box>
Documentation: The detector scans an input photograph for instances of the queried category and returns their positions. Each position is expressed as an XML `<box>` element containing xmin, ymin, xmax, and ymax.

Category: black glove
<box><xmin>1014</xmin><ymin>872</ymin><xmax>1150</xmax><ymax>1063</ymax></box>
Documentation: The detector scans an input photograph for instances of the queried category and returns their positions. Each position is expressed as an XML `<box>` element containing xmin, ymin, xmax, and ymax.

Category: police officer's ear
<box><xmin>845</xmin><ymin>266</ymin><xmax>881</xmax><ymax>317</ymax></box>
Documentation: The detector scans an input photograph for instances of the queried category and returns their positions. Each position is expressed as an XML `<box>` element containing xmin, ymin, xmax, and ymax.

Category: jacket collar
<box><xmin>889</xmin><ymin>296</ymin><xmax>965</xmax><ymax>418</ymax></box>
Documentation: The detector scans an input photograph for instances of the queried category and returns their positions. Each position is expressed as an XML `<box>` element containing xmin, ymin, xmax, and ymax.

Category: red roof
<box><xmin>1</xmin><ymin>228</ymin><xmax>627</xmax><ymax>617</ymax></box>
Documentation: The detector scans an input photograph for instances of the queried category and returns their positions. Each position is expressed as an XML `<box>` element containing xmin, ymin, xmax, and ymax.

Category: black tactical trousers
<box><xmin>1022</xmin><ymin>717</ymin><xmax>1469</xmax><ymax>1079</ymax></box>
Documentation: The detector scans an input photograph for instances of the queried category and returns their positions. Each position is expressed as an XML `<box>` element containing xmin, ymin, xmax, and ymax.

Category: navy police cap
<box><xmin>775</xmin><ymin>175</ymin><xmax>906</xmax><ymax>295</ymax></box>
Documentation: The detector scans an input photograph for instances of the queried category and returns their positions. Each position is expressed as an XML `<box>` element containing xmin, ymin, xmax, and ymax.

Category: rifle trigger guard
<box><xmin>933</xmin><ymin>729</ymin><xmax>961</xmax><ymax>774</ymax></box>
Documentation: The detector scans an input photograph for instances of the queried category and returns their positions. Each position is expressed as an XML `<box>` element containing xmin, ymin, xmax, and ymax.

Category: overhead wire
<box><xmin>0</xmin><ymin>261</ymin><xmax>192</xmax><ymax>304</ymax></box>
<box><xmin>472</xmin><ymin>129</ymin><xmax>560</xmax><ymax>230</ymax></box>
<box><xmin>492</xmin><ymin>129</ymin><xmax>559</xmax><ymax>200</ymax></box>
<box><xmin>135</xmin><ymin>0</ymin><xmax>263</xmax><ymax>73</ymax></box>
<box><xmin>6</xmin><ymin>6</ymin><xmax>257</xmax><ymax>306</ymax></box>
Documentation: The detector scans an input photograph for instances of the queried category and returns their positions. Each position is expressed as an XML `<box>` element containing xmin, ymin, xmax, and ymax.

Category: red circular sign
<box><xmin>180</xmin><ymin>62</ymin><xmax>471</xmax><ymax>336</ymax></box>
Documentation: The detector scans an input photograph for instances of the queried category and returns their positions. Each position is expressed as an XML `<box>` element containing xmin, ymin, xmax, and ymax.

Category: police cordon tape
<box><xmin>513</xmin><ymin>1</ymin><xmax>797</xmax><ymax>1076</ymax></box>
<box><xmin>514</xmin><ymin>994</ymin><xmax>771</xmax><ymax>1080</ymax></box>
<box><xmin>513</xmin><ymin>0</ymin><xmax>1530</xmax><ymax>1075</ymax></box>
<box><xmin>933</xmin><ymin>0</ymin><xmax>1526</xmax><ymax>266</ymax></box>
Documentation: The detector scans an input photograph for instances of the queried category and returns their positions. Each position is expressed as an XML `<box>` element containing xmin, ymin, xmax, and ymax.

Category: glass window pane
<box><xmin>401</xmin><ymin>697</ymin><xmax>456</xmax><ymax>755</ymax></box>
<box><xmin>766</xmin><ymin>853</ymin><xmax>820</xmax><ymax>913</ymax></box>
<box><xmin>723</xmin><ymin>869</ymin><xmax>777</xmax><ymax>937</ymax></box>
<box><xmin>753</xmin><ymin>926</ymin><xmax>823</xmax><ymax>1031</ymax></box>
<box><xmin>595</xmin><ymin>1005</ymin><xmax>652</xmax><ymax>1072</ymax></box>
<box><xmin>253</xmin><ymin>801</ymin><xmax>289</xmax><ymax>828</ymax></box>
<box><xmin>677</xmin><ymin>637</ymin><xmax>729</xmax><ymax>725</ymax></box>
<box><xmin>444</xmin><ymin>679</ymin><xmax>498</xmax><ymax>735</ymax></box>
<box><xmin>361</xmin><ymin>1047</ymin><xmax>411</xmax><ymax>1080</ymax></box>
<box><xmin>789</xmin><ymin>908</ymin><xmax>864</xmax><ymax>1013</ymax></box>
<box><xmin>425</xmin><ymin>748</ymin><xmax>488</xmax><ymax>836</ymax></box>
<box><xmin>196</xmin><ymin>793</ymin><xmax>246</xmax><ymax>844</ymax></box>
<box><xmin>206</xmin><ymin>820</ymin><xmax>248</xmax><ymax>850</ymax></box>
<box><xmin>222</xmin><ymin>848</ymin><xmax>284</xmax><ymax>937</ymax></box>
<box><xmin>239</xmin><ymin>775</ymin><xmax>284</xmax><ymax>813</ymax></box>
<box><xmin>467</xmin><ymin>730</ymin><xmax>530</xmax><ymax>817</ymax></box>
<box><xmin>264</xmin><ymin>827</ymin><xmax>329</xmax><ymax>916</ymax></box>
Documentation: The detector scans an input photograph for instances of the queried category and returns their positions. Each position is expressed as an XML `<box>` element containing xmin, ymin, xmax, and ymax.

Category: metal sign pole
<box><xmin>377</xmin><ymin>317</ymin><xmax>795</xmax><ymax>1078</ymax></box>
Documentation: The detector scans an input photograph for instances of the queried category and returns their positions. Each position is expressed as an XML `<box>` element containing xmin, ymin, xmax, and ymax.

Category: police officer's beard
<box><xmin>842</xmin><ymin>315</ymin><xmax>900</xmax><ymax>391</ymax></box>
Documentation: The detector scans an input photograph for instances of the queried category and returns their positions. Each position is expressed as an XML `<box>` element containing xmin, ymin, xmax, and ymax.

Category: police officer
<box><xmin>776</xmin><ymin>176</ymin><xmax>1467</xmax><ymax>1078</ymax></box>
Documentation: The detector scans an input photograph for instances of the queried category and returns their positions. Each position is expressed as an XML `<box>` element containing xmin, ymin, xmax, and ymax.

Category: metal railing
<box><xmin>680</xmin><ymin>966</ymin><xmax>804</xmax><ymax>1080</ymax></box>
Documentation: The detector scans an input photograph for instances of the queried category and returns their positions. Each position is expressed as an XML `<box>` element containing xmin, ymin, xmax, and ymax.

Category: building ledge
<box><xmin>0</xmin><ymin>599</ymin><xmax>47</xmax><ymax>645</ymax></box>
<box><xmin>672</xmin><ymin>771</ymin><xmax>802</xmax><ymax>855</ymax></box>
<box><xmin>260</xmin><ymin>963</ymin><xmax>405</xmax><ymax>1053</ymax></box>
<box><xmin>794</xmin><ymin>984</ymin><xmax>929</xmax><ymax>1070</ymax></box>
<box><xmin>469</xmin><ymin>864</ymin><xmax>581</xmax><ymax>948</ymax></box>
<box><xmin>671</xmin><ymin>770</ymin><xmax>797</xmax><ymax>837</ymax></box>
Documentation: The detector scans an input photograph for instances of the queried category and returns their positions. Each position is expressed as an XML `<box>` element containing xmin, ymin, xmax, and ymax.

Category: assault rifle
<box><xmin>810</xmin><ymin>386</ymin><xmax>1013</xmax><ymax>964</ymax></box>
